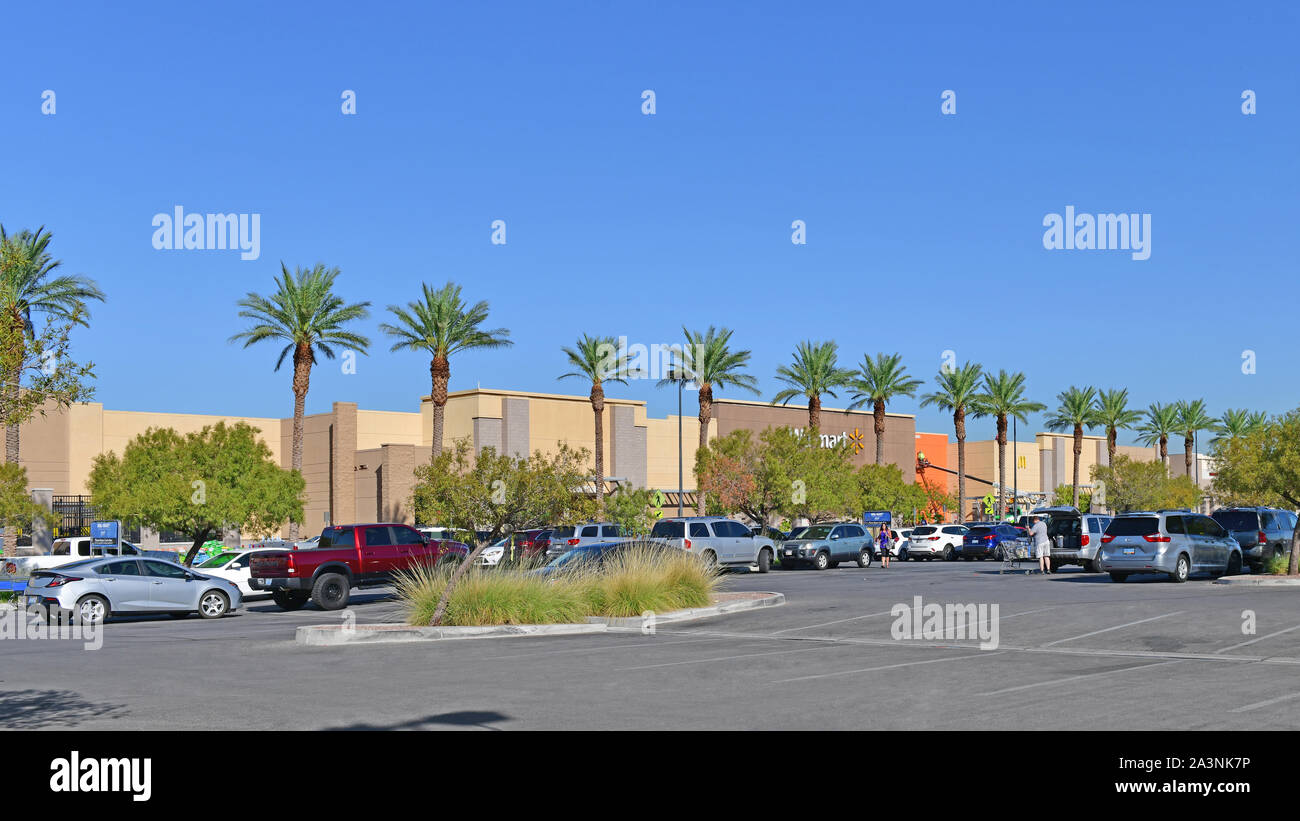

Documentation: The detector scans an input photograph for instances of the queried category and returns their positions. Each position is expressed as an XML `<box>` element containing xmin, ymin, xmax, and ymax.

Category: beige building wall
<box><xmin>645</xmin><ymin>414</ymin><xmax>710</xmax><ymax>491</ymax></box>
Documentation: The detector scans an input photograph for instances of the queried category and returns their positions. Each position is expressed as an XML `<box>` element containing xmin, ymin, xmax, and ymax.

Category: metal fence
<box><xmin>50</xmin><ymin>496</ymin><xmax>142</xmax><ymax>543</ymax></box>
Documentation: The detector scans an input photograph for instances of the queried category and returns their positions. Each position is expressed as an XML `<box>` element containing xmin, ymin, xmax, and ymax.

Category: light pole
<box><xmin>677</xmin><ymin>379</ymin><xmax>684</xmax><ymax>517</ymax></box>
<box><xmin>1012</xmin><ymin>416</ymin><xmax>1017</xmax><ymax>521</ymax></box>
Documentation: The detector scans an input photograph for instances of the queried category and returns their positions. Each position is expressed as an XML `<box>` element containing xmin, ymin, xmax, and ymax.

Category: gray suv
<box><xmin>1210</xmin><ymin>507</ymin><xmax>1296</xmax><ymax>571</ymax></box>
<box><xmin>1097</xmin><ymin>510</ymin><xmax>1243</xmax><ymax>583</ymax></box>
<box><xmin>1031</xmin><ymin>506</ymin><xmax>1113</xmax><ymax>571</ymax></box>
<box><xmin>779</xmin><ymin>523</ymin><xmax>873</xmax><ymax>570</ymax></box>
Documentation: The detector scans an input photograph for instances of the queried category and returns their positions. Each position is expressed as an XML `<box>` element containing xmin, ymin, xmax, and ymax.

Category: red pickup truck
<box><xmin>249</xmin><ymin>523</ymin><xmax>468</xmax><ymax>611</ymax></box>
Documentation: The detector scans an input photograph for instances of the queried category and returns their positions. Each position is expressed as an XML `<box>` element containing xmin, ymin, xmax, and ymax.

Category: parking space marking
<box><xmin>1230</xmin><ymin>691</ymin><xmax>1300</xmax><ymax>713</ymax></box>
<box><xmin>1215</xmin><ymin>622</ymin><xmax>1300</xmax><ymax>655</ymax></box>
<box><xmin>1039</xmin><ymin>612</ymin><xmax>1183</xmax><ymax>647</ymax></box>
<box><xmin>770</xmin><ymin>609</ymin><xmax>896</xmax><ymax>634</ymax></box>
<box><xmin>771</xmin><ymin>650</ymin><xmax>997</xmax><ymax>683</ymax></box>
<box><xmin>982</xmin><ymin>659</ymin><xmax>1185</xmax><ymax>696</ymax></box>
<box><xmin>616</xmin><ymin>643</ymin><xmax>841</xmax><ymax>671</ymax></box>
<box><xmin>479</xmin><ymin>635</ymin><xmax>745</xmax><ymax>661</ymax></box>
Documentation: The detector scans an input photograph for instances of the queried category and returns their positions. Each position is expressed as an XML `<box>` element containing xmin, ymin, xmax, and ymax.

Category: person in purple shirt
<box><xmin>878</xmin><ymin>527</ymin><xmax>892</xmax><ymax>569</ymax></box>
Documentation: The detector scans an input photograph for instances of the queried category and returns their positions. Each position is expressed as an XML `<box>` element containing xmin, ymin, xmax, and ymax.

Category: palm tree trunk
<box><xmin>1107</xmin><ymin>427</ymin><xmax>1117</xmax><ymax>467</ymax></box>
<box><xmin>996</xmin><ymin>414</ymin><xmax>1007</xmax><ymax>518</ymax></box>
<box><xmin>873</xmin><ymin>399</ymin><xmax>886</xmax><ymax>465</ymax></box>
<box><xmin>1183</xmin><ymin>435</ymin><xmax>1194</xmax><ymax>478</ymax></box>
<box><xmin>1072</xmin><ymin>424</ymin><xmax>1083</xmax><ymax>507</ymax></box>
<box><xmin>431</xmin><ymin>355</ymin><xmax>449</xmax><ymax>459</ymax></box>
<box><xmin>954</xmin><ymin>408</ymin><xmax>967</xmax><ymax>523</ymax></box>
<box><xmin>289</xmin><ymin>346</ymin><xmax>311</xmax><ymax>542</ymax></box>
<box><xmin>696</xmin><ymin>383</ymin><xmax>713</xmax><ymax>516</ymax></box>
<box><xmin>808</xmin><ymin>394</ymin><xmax>821</xmax><ymax>433</ymax></box>
<box><xmin>591</xmin><ymin>382</ymin><xmax>605</xmax><ymax>518</ymax></box>
<box><xmin>1159</xmin><ymin>437</ymin><xmax>1168</xmax><ymax>472</ymax></box>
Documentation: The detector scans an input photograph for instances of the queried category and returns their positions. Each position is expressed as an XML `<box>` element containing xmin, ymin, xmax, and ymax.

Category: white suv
<box><xmin>545</xmin><ymin>522</ymin><xmax>626</xmax><ymax>558</ymax></box>
<box><xmin>650</xmin><ymin>517</ymin><xmax>776</xmax><ymax>572</ymax></box>
<box><xmin>906</xmin><ymin>524</ymin><xmax>969</xmax><ymax>561</ymax></box>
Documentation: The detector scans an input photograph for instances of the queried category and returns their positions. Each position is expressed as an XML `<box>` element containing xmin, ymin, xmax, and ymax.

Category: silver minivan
<box><xmin>650</xmin><ymin>517</ymin><xmax>776</xmax><ymax>572</ymax></box>
<box><xmin>1097</xmin><ymin>510</ymin><xmax>1243</xmax><ymax>583</ymax></box>
<box><xmin>544</xmin><ymin>521</ymin><xmax>625</xmax><ymax>558</ymax></box>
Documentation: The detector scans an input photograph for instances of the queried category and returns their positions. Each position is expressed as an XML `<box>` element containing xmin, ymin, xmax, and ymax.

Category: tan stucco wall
<box><xmin>645</xmin><ymin>415</ymin><xmax>709</xmax><ymax>491</ymax></box>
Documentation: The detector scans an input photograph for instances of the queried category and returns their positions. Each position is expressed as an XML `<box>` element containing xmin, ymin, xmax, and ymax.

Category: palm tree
<box><xmin>1136</xmin><ymin>402</ymin><xmax>1180</xmax><ymax>471</ymax></box>
<box><xmin>846</xmin><ymin>352</ymin><xmax>922</xmax><ymax>465</ymax></box>
<box><xmin>920</xmin><ymin>361</ymin><xmax>984</xmax><ymax>523</ymax></box>
<box><xmin>1045</xmin><ymin>386</ymin><xmax>1099</xmax><ymax>508</ymax></box>
<box><xmin>973</xmin><ymin>370</ymin><xmax>1044</xmax><ymax>518</ymax></box>
<box><xmin>1092</xmin><ymin>388</ymin><xmax>1142</xmax><ymax>467</ymax></box>
<box><xmin>558</xmin><ymin>334</ymin><xmax>632</xmax><ymax>517</ymax></box>
<box><xmin>0</xmin><ymin>226</ymin><xmax>105</xmax><ymax>466</ymax></box>
<box><xmin>658</xmin><ymin>326</ymin><xmax>759</xmax><ymax>515</ymax></box>
<box><xmin>230</xmin><ymin>263</ymin><xmax>370</xmax><ymax>540</ymax></box>
<box><xmin>771</xmin><ymin>340</ymin><xmax>853</xmax><ymax>432</ymax></box>
<box><xmin>1174</xmin><ymin>398</ymin><xmax>1216</xmax><ymax>481</ymax></box>
<box><xmin>1211</xmin><ymin>408</ymin><xmax>1268</xmax><ymax>445</ymax></box>
<box><xmin>380</xmin><ymin>282</ymin><xmax>512</xmax><ymax>460</ymax></box>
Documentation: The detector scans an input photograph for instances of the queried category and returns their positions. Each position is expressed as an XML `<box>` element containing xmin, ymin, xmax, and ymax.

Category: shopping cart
<box><xmin>999</xmin><ymin>537</ymin><xmax>1033</xmax><ymax>574</ymax></box>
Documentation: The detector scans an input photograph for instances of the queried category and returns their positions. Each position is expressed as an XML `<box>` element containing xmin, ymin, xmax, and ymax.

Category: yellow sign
<box><xmin>847</xmin><ymin>428</ymin><xmax>865</xmax><ymax>455</ymax></box>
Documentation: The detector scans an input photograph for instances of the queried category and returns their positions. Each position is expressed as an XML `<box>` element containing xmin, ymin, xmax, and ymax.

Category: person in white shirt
<box><xmin>1030</xmin><ymin>516</ymin><xmax>1051</xmax><ymax>574</ymax></box>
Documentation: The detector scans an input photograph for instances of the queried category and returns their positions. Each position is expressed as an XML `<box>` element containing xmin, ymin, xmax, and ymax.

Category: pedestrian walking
<box><xmin>878</xmin><ymin>527</ymin><xmax>892</xmax><ymax>569</ymax></box>
<box><xmin>1030</xmin><ymin>515</ymin><xmax>1051</xmax><ymax>574</ymax></box>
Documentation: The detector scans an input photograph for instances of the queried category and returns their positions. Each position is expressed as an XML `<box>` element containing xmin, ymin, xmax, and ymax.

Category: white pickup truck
<box><xmin>1</xmin><ymin>536</ymin><xmax>145</xmax><ymax>586</ymax></box>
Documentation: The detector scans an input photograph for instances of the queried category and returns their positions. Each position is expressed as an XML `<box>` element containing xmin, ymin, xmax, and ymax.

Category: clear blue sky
<box><xmin>2</xmin><ymin>1</ymin><xmax>1295</xmax><ymax>446</ymax></box>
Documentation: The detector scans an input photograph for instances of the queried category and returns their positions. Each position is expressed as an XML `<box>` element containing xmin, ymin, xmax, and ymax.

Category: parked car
<box><xmin>906</xmin><ymin>524</ymin><xmax>969</xmax><ymax>561</ymax></box>
<box><xmin>24</xmin><ymin>556</ymin><xmax>242</xmax><ymax>623</ymax></box>
<box><xmin>544</xmin><ymin>522</ymin><xmax>626</xmax><ymax>558</ymax></box>
<box><xmin>532</xmin><ymin>541</ymin><xmax>671</xmax><ymax>576</ymax></box>
<box><xmin>1211</xmin><ymin>506</ymin><xmax>1297</xmax><ymax>571</ymax></box>
<box><xmin>1029</xmin><ymin>506</ymin><xmax>1113</xmax><ymax>571</ymax></box>
<box><xmin>293</xmin><ymin>535</ymin><xmax>321</xmax><ymax>550</ymax></box>
<box><xmin>959</xmin><ymin>523</ymin><xmax>1021</xmax><ymax>560</ymax></box>
<box><xmin>250</xmin><ymin>523</ymin><xmax>469</xmax><ymax>610</ymax></box>
<box><xmin>649</xmin><ymin>517</ymin><xmax>776</xmax><ymax>572</ymax></box>
<box><xmin>476</xmin><ymin>538</ymin><xmax>508</xmax><ymax>567</ymax></box>
<box><xmin>1098</xmin><ymin>510</ymin><xmax>1244</xmax><ymax>583</ymax></box>
<box><xmin>1</xmin><ymin>537</ymin><xmax>146</xmax><ymax>586</ymax></box>
<box><xmin>779</xmin><ymin>523</ymin><xmax>873</xmax><ymax>570</ymax></box>
<box><xmin>865</xmin><ymin>528</ymin><xmax>911</xmax><ymax>559</ymax></box>
<box><xmin>751</xmin><ymin>525</ymin><xmax>788</xmax><ymax>541</ymax></box>
<box><xmin>193</xmin><ymin>548</ymin><xmax>282</xmax><ymax>595</ymax></box>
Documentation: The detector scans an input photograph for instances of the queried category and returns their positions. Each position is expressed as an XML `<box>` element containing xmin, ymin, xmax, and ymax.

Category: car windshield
<box><xmin>1106</xmin><ymin>517</ymin><xmax>1159</xmax><ymax>537</ymax></box>
<box><xmin>546</xmin><ymin>547</ymin><xmax>600</xmax><ymax>569</ymax></box>
<box><xmin>796</xmin><ymin>526</ymin><xmax>833</xmax><ymax>540</ymax></box>
<box><xmin>650</xmin><ymin>521</ymin><xmax>685</xmax><ymax>538</ymax></box>
<box><xmin>197</xmin><ymin>553</ymin><xmax>240</xmax><ymax>568</ymax></box>
<box><xmin>966</xmin><ymin>527</ymin><xmax>993</xmax><ymax>537</ymax></box>
<box><xmin>1212</xmin><ymin>511</ymin><xmax>1260</xmax><ymax>532</ymax></box>
<box><xmin>911</xmin><ymin>526</ymin><xmax>938</xmax><ymax>536</ymax></box>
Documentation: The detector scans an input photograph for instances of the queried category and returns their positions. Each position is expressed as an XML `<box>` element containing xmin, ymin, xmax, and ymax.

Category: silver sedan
<box><xmin>24</xmin><ymin>556</ymin><xmax>243</xmax><ymax>623</ymax></box>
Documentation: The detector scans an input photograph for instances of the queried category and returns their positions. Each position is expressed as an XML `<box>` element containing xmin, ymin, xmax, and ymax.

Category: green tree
<box><xmin>1046</xmin><ymin>385</ymin><xmax>1099</xmax><ymax>508</ymax></box>
<box><xmin>410</xmin><ymin>438</ymin><xmax>597</xmax><ymax>624</ymax></box>
<box><xmin>87</xmin><ymin>422</ymin><xmax>305</xmax><ymax>565</ymax></box>
<box><xmin>771</xmin><ymin>340</ymin><xmax>852</xmax><ymax>433</ymax></box>
<box><xmin>1173</xmin><ymin>399</ymin><xmax>1215</xmax><ymax>482</ymax></box>
<box><xmin>1089</xmin><ymin>456</ymin><xmax>1203</xmax><ymax>516</ymax></box>
<box><xmin>1136</xmin><ymin>402</ymin><xmax>1179</xmax><ymax>470</ymax></box>
<box><xmin>381</xmin><ymin>281</ymin><xmax>512</xmax><ymax>460</ymax></box>
<box><xmin>1051</xmin><ymin>483</ymin><xmax>1091</xmax><ymax>512</ymax></box>
<box><xmin>846</xmin><ymin>352</ymin><xmax>922</xmax><ymax>465</ymax></box>
<box><xmin>658</xmin><ymin>326</ymin><xmax>759</xmax><ymax>515</ymax></box>
<box><xmin>973</xmin><ymin>370</ymin><xmax>1044</xmax><ymax>518</ymax></box>
<box><xmin>1211</xmin><ymin>408</ymin><xmax>1268</xmax><ymax>446</ymax></box>
<box><xmin>855</xmin><ymin>463</ymin><xmax>936</xmax><ymax>524</ymax></box>
<box><xmin>1092</xmin><ymin>388</ymin><xmax>1142</xmax><ymax>467</ymax></box>
<box><xmin>230</xmin><ymin>263</ymin><xmax>370</xmax><ymax>540</ymax></box>
<box><xmin>1210</xmin><ymin>409</ymin><xmax>1300</xmax><ymax>574</ymax></box>
<box><xmin>920</xmin><ymin>361</ymin><xmax>985</xmax><ymax>523</ymax></box>
<box><xmin>604</xmin><ymin>486</ymin><xmax>658</xmax><ymax>537</ymax></box>
<box><xmin>0</xmin><ymin>463</ymin><xmax>54</xmax><ymax>541</ymax></box>
<box><xmin>558</xmin><ymin>334</ymin><xmax>632</xmax><ymax>518</ymax></box>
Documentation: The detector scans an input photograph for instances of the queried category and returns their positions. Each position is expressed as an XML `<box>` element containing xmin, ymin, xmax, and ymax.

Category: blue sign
<box><xmin>90</xmin><ymin>520</ymin><xmax>121</xmax><ymax>552</ymax></box>
<box><xmin>861</xmin><ymin>511</ymin><xmax>892</xmax><ymax>525</ymax></box>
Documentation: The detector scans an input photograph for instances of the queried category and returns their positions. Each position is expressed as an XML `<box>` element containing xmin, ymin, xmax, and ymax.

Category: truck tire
<box><xmin>311</xmin><ymin>572</ymin><xmax>351</xmax><ymax>610</ymax></box>
<box><xmin>271</xmin><ymin>590</ymin><xmax>310</xmax><ymax>611</ymax></box>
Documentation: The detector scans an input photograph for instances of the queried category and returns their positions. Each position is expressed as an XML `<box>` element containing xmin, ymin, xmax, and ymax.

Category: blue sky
<box><xmin>2</xmin><ymin>1</ymin><xmax>1296</xmax><ymax>446</ymax></box>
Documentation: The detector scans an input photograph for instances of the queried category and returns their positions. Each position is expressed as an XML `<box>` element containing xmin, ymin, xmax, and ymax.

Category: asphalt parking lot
<box><xmin>4</xmin><ymin>560</ymin><xmax>1300</xmax><ymax>731</ymax></box>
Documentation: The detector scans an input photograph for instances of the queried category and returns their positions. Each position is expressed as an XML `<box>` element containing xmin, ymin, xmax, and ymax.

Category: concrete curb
<box><xmin>1214</xmin><ymin>576</ymin><xmax>1300</xmax><ymax>587</ymax></box>
<box><xmin>294</xmin><ymin>592</ymin><xmax>785</xmax><ymax>646</ymax></box>
<box><xmin>587</xmin><ymin>591</ymin><xmax>786</xmax><ymax>629</ymax></box>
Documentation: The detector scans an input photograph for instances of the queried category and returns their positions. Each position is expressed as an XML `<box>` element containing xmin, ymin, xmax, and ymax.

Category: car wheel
<box><xmin>943</xmin><ymin>546</ymin><xmax>954</xmax><ymax>561</ymax></box>
<box><xmin>856</xmin><ymin>549</ymin><xmax>872</xmax><ymax>568</ymax></box>
<box><xmin>1169</xmin><ymin>554</ymin><xmax>1190</xmax><ymax>584</ymax></box>
<box><xmin>993</xmin><ymin>546</ymin><xmax>1003</xmax><ymax>561</ymax></box>
<box><xmin>75</xmin><ymin>594</ymin><xmax>109</xmax><ymax>625</ymax></box>
<box><xmin>813</xmin><ymin>552</ymin><xmax>829</xmax><ymax>571</ymax></box>
<box><xmin>271</xmin><ymin>590</ymin><xmax>310</xmax><ymax>610</ymax></box>
<box><xmin>198</xmin><ymin>590</ymin><xmax>230</xmax><ymax>619</ymax></box>
<box><xmin>311</xmin><ymin>572</ymin><xmax>351</xmax><ymax>610</ymax></box>
<box><xmin>1090</xmin><ymin>558</ymin><xmax>1105</xmax><ymax>573</ymax></box>
<box><xmin>1108</xmin><ymin>572</ymin><xmax>1128</xmax><ymax>583</ymax></box>
<box><xmin>756</xmin><ymin>548</ymin><xmax>771</xmax><ymax>574</ymax></box>
<box><xmin>700</xmin><ymin>550</ymin><xmax>718</xmax><ymax>570</ymax></box>
<box><xmin>1226</xmin><ymin>551</ymin><xmax>1242</xmax><ymax>576</ymax></box>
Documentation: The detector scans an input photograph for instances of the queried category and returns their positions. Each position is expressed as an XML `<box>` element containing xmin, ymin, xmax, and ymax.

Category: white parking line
<box><xmin>1039</xmin><ymin>612</ymin><xmax>1183</xmax><ymax>647</ymax></box>
<box><xmin>770</xmin><ymin>609</ymin><xmax>896</xmax><ymax>634</ymax></box>
<box><xmin>1230</xmin><ymin>691</ymin><xmax>1300</xmax><ymax>713</ymax></box>
<box><xmin>982</xmin><ymin>659</ymin><xmax>1185</xmax><ymax>695</ymax></box>
<box><xmin>480</xmin><ymin>635</ymin><xmax>744</xmax><ymax>661</ymax></box>
<box><xmin>772</xmin><ymin>651</ymin><xmax>997</xmax><ymax>683</ymax></box>
<box><xmin>1215</xmin><ymin>623</ymin><xmax>1300</xmax><ymax>654</ymax></box>
<box><xmin>617</xmin><ymin>643</ymin><xmax>840</xmax><ymax>671</ymax></box>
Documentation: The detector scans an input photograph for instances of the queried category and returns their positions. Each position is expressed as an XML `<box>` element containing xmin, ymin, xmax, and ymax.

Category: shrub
<box><xmin>1264</xmin><ymin>553</ymin><xmax>1291</xmax><ymax>576</ymax></box>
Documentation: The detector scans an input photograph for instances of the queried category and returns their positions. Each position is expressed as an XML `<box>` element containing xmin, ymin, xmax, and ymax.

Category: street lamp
<box><xmin>677</xmin><ymin>378</ymin><xmax>683</xmax><ymax>517</ymax></box>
